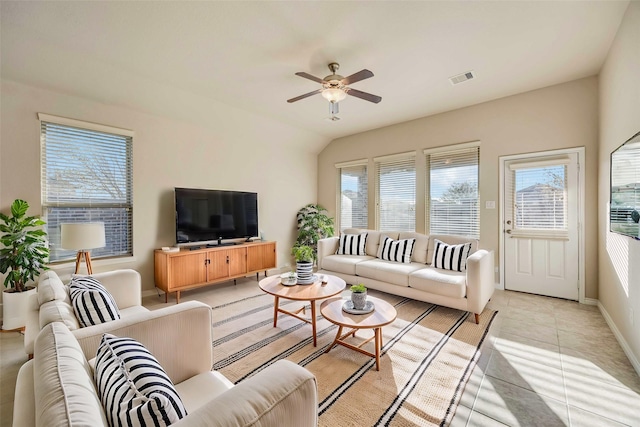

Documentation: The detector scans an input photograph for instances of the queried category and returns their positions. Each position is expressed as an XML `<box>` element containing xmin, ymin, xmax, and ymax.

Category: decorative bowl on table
<box><xmin>280</xmin><ymin>272</ymin><xmax>298</xmax><ymax>286</ymax></box>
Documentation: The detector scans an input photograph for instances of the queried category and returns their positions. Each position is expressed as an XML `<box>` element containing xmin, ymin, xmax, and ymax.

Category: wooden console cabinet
<box><xmin>154</xmin><ymin>241</ymin><xmax>276</xmax><ymax>303</ymax></box>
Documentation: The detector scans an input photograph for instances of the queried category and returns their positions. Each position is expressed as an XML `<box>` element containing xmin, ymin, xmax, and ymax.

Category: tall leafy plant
<box><xmin>0</xmin><ymin>199</ymin><xmax>49</xmax><ymax>292</ymax></box>
<box><xmin>294</xmin><ymin>204</ymin><xmax>334</xmax><ymax>262</ymax></box>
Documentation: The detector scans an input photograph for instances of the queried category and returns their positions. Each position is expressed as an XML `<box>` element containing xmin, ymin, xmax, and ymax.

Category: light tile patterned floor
<box><xmin>1</xmin><ymin>279</ymin><xmax>639</xmax><ymax>426</ymax></box>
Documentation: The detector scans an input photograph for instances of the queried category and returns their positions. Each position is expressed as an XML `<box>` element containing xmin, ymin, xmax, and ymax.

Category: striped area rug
<box><xmin>212</xmin><ymin>289</ymin><xmax>497</xmax><ymax>427</ymax></box>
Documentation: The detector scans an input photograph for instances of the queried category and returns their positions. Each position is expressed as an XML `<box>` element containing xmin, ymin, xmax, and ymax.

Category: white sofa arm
<box><xmin>465</xmin><ymin>250</ymin><xmax>495</xmax><ymax>319</ymax></box>
<box><xmin>317</xmin><ymin>237</ymin><xmax>339</xmax><ymax>269</ymax></box>
<box><xmin>74</xmin><ymin>301</ymin><xmax>213</xmax><ymax>384</ymax></box>
<box><xmin>24</xmin><ymin>293</ymin><xmax>40</xmax><ymax>355</ymax></box>
<box><xmin>173</xmin><ymin>360</ymin><xmax>318</xmax><ymax>427</ymax></box>
<box><xmin>89</xmin><ymin>269</ymin><xmax>142</xmax><ymax>309</ymax></box>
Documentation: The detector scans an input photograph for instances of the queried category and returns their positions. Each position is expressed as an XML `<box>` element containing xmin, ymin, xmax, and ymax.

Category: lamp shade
<box><xmin>61</xmin><ymin>223</ymin><xmax>106</xmax><ymax>250</ymax></box>
<box><xmin>321</xmin><ymin>88</ymin><xmax>347</xmax><ymax>103</ymax></box>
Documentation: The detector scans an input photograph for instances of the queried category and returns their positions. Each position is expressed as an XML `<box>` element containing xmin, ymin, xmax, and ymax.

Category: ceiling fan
<box><xmin>287</xmin><ymin>62</ymin><xmax>382</xmax><ymax>117</ymax></box>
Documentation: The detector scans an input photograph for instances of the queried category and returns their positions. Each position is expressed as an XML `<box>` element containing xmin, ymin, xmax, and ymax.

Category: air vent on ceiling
<box><xmin>449</xmin><ymin>70</ymin><xmax>476</xmax><ymax>85</ymax></box>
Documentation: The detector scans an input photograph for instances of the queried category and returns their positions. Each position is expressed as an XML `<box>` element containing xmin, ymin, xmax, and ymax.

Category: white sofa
<box><xmin>13</xmin><ymin>301</ymin><xmax>318</xmax><ymax>427</ymax></box>
<box><xmin>317</xmin><ymin>229</ymin><xmax>495</xmax><ymax>323</ymax></box>
<box><xmin>24</xmin><ymin>269</ymin><xmax>148</xmax><ymax>356</ymax></box>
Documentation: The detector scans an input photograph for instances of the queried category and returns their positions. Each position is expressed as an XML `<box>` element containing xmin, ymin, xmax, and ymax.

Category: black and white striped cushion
<box><xmin>95</xmin><ymin>334</ymin><xmax>188</xmax><ymax>427</ymax></box>
<box><xmin>378</xmin><ymin>237</ymin><xmax>415</xmax><ymax>263</ymax></box>
<box><xmin>336</xmin><ymin>233</ymin><xmax>368</xmax><ymax>255</ymax></box>
<box><xmin>432</xmin><ymin>239</ymin><xmax>472</xmax><ymax>272</ymax></box>
<box><xmin>69</xmin><ymin>276</ymin><xmax>120</xmax><ymax>327</ymax></box>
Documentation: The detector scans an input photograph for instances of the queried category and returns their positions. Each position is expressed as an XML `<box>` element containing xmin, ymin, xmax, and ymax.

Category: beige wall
<box><xmin>598</xmin><ymin>2</ymin><xmax>640</xmax><ymax>366</ymax></box>
<box><xmin>0</xmin><ymin>80</ymin><xmax>328</xmax><ymax>296</ymax></box>
<box><xmin>318</xmin><ymin>77</ymin><xmax>599</xmax><ymax>299</ymax></box>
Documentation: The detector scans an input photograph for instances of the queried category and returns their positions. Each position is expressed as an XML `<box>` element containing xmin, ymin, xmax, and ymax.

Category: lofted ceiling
<box><xmin>0</xmin><ymin>1</ymin><xmax>629</xmax><ymax>140</ymax></box>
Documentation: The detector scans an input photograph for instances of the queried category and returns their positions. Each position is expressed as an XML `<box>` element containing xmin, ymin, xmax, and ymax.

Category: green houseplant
<box><xmin>291</xmin><ymin>245</ymin><xmax>314</xmax><ymax>285</ymax></box>
<box><xmin>295</xmin><ymin>204</ymin><xmax>334</xmax><ymax>263</ymax></box>
<box><xmin>0</xmin><ymin>199</ymin><xmax>49</xmax><ymax>329</ymax></box>
<box><xmin>350</xmin><ymin>284</ymin><xmax>367</xmax><ymax>310</ymax></box>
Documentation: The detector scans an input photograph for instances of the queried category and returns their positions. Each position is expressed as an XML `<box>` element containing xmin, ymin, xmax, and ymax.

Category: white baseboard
<box><xmin>597</xmin><ymin>301</ymin><xmax>640</xmax><ymax>377</ymax></box>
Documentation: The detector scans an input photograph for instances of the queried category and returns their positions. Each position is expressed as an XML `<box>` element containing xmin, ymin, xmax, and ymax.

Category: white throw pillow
<box><xmin>432</xmin><ymin>239</ymin><xmax>472</xmax><ymax>272</ymax></box>
<box><xmin>94</xmin><ymin>333</ymin><xmax>188</xmax><ymax>427</ymax></box>
<box><xmin>336</xmin><ymin>233</ymin><xmax>368</xmax><ymax>255</ymax></box>
<box><xmin>378</xmin><ymin>237</ymin><xmax>415</xmax><ymax>264</ymax></box>
<box><xmin>69</xmin><ymin>276</ymin><xmax>120</xmax><ymax>327</ymax></box>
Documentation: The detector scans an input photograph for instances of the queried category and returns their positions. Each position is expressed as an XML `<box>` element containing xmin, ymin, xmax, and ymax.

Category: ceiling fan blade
<box><xmin>295</xmin><ymin>72</ymin><xmax>324</xmax><ymax>84</ymax></box>
<box><xmin>346</xmin><ymin>88</ymin><xmax>382</xmax><ymax>104</ymax></box>
<box><xmin>287</xmin><ymin>89</ymin><xmax>322</xmax><ymax>103</ymax></box>
<box><xmin>342</xmin><ymin>69</ymin><xmax>374</xmax><ymax>85</ymax></box>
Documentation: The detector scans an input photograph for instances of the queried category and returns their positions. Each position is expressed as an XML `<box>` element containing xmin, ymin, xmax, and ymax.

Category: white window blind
<box><xmin>375</xmin><ymin>153</ymin><xmax>416</xmax><ymax>231</ymax></box>
<box><xmin>337</xmin><ymin>163</ymin><xmax>368</xmax><ymax>231</ymax></box>
<box><xmin>508</xmin><ymin>161</ymin><xmax>568</xmax><ymax>238</ymax></box>
<box><xmin>40</xmin><ymin>115</ymin><xmax>133</xmax><ymax>262</ymax></box>
<box><xmin>426</xmin><ymin>146</ymin><xmax>479</xmax><ymax>238</ymax></box>
<box><xmin>610</xmin><ymin>137</ymin><xmax>640</xmax><ymax>236</ymax></box>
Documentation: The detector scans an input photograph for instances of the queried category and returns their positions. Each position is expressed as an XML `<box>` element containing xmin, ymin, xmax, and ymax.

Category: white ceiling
<box><xmin>0</xmin><ymin>1</ymin><xmax>629</xmax><ymax>141</ymax></box>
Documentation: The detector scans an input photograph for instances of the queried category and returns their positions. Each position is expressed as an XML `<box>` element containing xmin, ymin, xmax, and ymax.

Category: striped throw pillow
<box><xmin>336</xmin><ymin>233</ymin><xmax>368</xmax><ymax>255</ymax></box>
<box><xmin>432</xmin><ymin>239</ymin><xmax>472</xmax><ymax>272</ymax></box>
<box><xmin>378</xmin><ymin>237</ymin><xmax>415</xmax><ymax>263</ymax></box>
<box><xmin>69</xmin><ymin>276</ymin><xmax>120</xmax><ymax>327</ymax></box>
<box><xmin>95</xmin><ymin>334</ymin><xmax>188</xmax><ymax>427</ymax></box>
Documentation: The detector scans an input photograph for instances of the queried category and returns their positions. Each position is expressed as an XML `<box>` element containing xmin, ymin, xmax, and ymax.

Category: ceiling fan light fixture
<box><xmin>322</xmin><ymin>88</ymin><xmax>347</xmax><ymax>103</ymax></box>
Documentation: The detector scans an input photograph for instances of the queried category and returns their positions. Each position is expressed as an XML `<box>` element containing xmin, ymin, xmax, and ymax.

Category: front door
<box><xmin>503</xmin><ymin>151</ymin><xmax>580</xmax><ymax>300</ymax></box>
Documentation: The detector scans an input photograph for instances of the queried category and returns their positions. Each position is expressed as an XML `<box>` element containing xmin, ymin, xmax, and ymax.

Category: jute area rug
<box><xmin>212</xmin><ymin>289</ymin><xmax>497</xmax><ymax>427</ymax></box>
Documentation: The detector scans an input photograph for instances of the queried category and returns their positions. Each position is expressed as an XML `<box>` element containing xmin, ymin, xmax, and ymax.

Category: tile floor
<box><xmin>1</xmin><ymin>279</ymin><xmax>639</xmax><ymax>427</ymax></box>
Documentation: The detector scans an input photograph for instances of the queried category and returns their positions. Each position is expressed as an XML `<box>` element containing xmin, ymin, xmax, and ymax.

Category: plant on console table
<box><xmin>291</xmin><ymin>245</ymin><xmax>314</xmax><ymax>284</ymax></box>
<box><xmin>350</xmin><ymin>284</ymin><xmax>367</xmax><ymax>310</ymax></box>
<box><xmin>0</xmin><ymin>199</ymin><xmax>49</xmax><ymax>330</ymax></box>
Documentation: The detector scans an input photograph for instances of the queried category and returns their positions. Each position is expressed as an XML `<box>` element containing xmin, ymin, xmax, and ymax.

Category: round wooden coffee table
<box><xmin>259</xmin><ymin>274</ymin><xmax>346</xmax><ymax>347</ymax></box>
<box><xmin>320</xmin><ymin>295</ymin><xmax>397</xmax><ymax>371</ymax></box>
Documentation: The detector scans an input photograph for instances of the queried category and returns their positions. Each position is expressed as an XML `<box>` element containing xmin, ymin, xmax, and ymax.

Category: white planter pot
<box><xmin>351</xmin><ymin>290</ymin><xmax>368</xmax><ymax>310</ymax></box>
<box><xmin>2</xmin><ymin>287</ymin><xmax>36</xmax><ymax>330</ymax></box>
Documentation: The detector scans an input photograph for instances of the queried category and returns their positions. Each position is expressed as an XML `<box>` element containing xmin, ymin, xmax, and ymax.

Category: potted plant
<box><xmin>291</xmin><ymin>245</ymin><xmax>314</xmax><ymax>285</ymax></box>
<box><xmin>350</xmin><ymin>284</ymin><xmax>367</xmax><ymax>310</ymax></box>
<box><xmin>0</xmin><ymin>199</ymin><xmax>49</xmax><ymax>330</ymax></box>
<box><xmin>295</xmin><ymin>204</ymin><xmax>334</xmax><ymax>263</ymax></box>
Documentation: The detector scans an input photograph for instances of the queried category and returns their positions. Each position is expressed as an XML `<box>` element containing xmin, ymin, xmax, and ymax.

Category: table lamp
<box><xmin>61</xmin><ymin>222</ymin><xmax>106</xmax><ymax>274</ymax></box>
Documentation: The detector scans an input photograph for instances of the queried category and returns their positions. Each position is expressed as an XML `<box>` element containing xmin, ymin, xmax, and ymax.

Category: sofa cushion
<box><xmin>322</xmin><ymin>254</ymin><xmax>374</xmax><ymax>275</ymax></box>
<box><xmin>432</xmin><ymin>239</ymin><xmax>472</xmax><ymax>272</ymax></box>
<box><xmin>398</xmin><ymin>232</ymin><xmax>429</xmax><ymax>264</ymax></box>
<box><xmin>69</xmin><ymin>276</ymin><xmax>121</xmax><ymax>327</ymax></box>
<box><xmin>95</xmin><ymin>333</ymin><xmax>188</xmax><ymax>427</ymax></box>
<box><xmin>37</xmin><ymin>270</ymin><xmax>68</xmax><ymax>305</ymax></box>
<box><xmin>39</xmin><ymin>299</ymin><xmax>81</xmax><ymax>330</ymax></box>
<box><xmin>409</xmin><ymin>268</ymin><xmax>467</xmax><ymax>299</ymax></box>
<box><xmin>428</xmin><ymin>234</ymin><xmax>478</xmax><ymax>261</ymax></box>
<box><xmin>174</xmin><ymin>371</ymin><xmax>234</xmax><ymax>413</ymax></box>
<box><xmin>378</xmin><ymin>237</ymin><xmax>415</xmax><ymax>264</ymax></box>
<box><xmin>34</xmin><ymin>322</ymin><xmax>108</xmax><ymax>426</ymax></box>
<box><xmin>336</xmin><ymin>233</ymin><xmax>367</xmax><ymax>255</ymax></box>
<box><xmin>356</xmin><ymin>259</ymin><xmax>425</xmax><ymax>287</ymax></box>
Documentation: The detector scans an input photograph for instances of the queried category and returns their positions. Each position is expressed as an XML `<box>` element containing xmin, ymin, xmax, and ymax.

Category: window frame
<box><xmin>39</xmin><ymin>113</ymin><xmax>134</xmax><ymax>264</ymax></box>
<box><xmin>425</xmin><ymin>142</ymin><xmax>480</xmax><ymax>238</ymax></box>
<box><xmin>335</xmin><ymin>159</ymin><xmax>369</xmax><ymax>232</ymax></box>
<box><xmin>374</xmin><ymin>151</ymin><xmax>417</xmax><ymax>232</ymax></box>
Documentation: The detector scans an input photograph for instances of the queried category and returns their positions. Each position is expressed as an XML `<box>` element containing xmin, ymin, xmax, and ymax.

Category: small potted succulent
<box><xmin>350</xmin><ymin>284</ymin><xmax>367</xmax><ymax>310</ymax></box>
<box><xmin>291</xmin><ymin>245</ymin><xmax>314</xmax><ymax>284</ymax></box>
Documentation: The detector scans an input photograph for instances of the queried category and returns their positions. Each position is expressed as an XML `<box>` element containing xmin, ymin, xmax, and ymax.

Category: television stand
<box><xmin>154</xmin><ymin>241</ymin><xmax>277</xmax><ymax>303</ymax></box>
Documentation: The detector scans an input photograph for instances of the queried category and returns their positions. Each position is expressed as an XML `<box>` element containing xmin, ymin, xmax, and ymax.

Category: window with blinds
<box><xmin>508</xmin><ymin>161</ymin><xmax>567</xmax><ymax>236</ymax></box>
<box><xmin>337</xmin><ymin>162</ymin><xmax>368</xmax><ymax>231</ymax></box>
<box><xmin>426</xmin><ymin>145</ymin><xmax>479</xmax><ymax>238</ymax></box>
<box><xmin>375</xmin><ymin>153</ymin><xmax>416</xmax><ymax>231</ymax></box>
<box><xmin>40</xmin><ymin>114</ymin><xmax>133</xmax><ymax>262</ymax></box>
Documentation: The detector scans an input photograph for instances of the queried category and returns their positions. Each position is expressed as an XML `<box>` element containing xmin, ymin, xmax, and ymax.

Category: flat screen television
<box><xmin>175</xmin><ymin>188</ymin><xmax>258</xmax><ymax>244</ymax></box>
